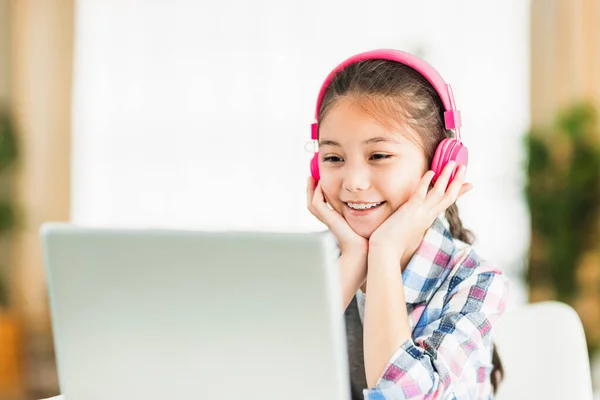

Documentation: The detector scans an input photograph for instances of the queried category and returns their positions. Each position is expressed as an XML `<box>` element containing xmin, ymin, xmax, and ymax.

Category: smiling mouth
<box><xmin>345</xmin><ymin>201</ymin><xmax>386</xmax><ymax>211</ymax></box>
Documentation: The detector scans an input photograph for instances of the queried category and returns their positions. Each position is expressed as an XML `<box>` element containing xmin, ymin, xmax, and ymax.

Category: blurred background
<box><xmin>0</xmin><ymin>0</ymin><xmax>598</xmax><ymax>399</ymax></box>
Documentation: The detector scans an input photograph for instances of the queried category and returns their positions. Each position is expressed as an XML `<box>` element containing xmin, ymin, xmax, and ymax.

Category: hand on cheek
<box><xmin>306</xmin><ymin>177</ymin><xmax>369</xmax><ymax>256</ymax></box>
<box><xmin>368</xmin><ymin>161</ymin><xmax>472</xmax><ymax>262</ymax></box>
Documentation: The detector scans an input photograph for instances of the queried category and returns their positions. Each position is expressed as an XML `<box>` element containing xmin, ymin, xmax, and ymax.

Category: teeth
<box><xmin>347</xmin><ymin>202</ymin><xmax>382</xmax><ymax>210</ymax></box>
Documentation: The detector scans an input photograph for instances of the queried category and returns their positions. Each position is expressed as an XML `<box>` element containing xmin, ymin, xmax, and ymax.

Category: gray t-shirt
<box><xmin>344</xmin><ymin>290</ymin><xmax>368</xmax><ymax>399</ymax></box>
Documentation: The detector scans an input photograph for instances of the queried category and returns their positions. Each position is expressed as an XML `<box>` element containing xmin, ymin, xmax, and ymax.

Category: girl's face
<box><xmin>318</xmin><ymin>97</ymin><xmax>429</xmax><ymax>239</ymax></box>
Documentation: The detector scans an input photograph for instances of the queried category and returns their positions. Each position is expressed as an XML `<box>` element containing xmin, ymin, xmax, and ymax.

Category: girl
<box><xmin>306</xmin><ymin>49</ymin><xmax>510</xmax><ymax>399</ymax></box>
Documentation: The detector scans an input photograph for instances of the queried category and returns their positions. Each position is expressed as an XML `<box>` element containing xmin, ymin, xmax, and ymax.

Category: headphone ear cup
<box><xmin>310</xmin><ymin>152</ymin><xmax>320</xmax><ymax>182</ymax></box>
<box><xmin>430</xmin><ymin>139</ymin><xmax>468</xmax><ymax>184</ymax></box>
<box><xmin>431</xmin><ymin>138</ymin><xmax>453</xmax><ymax>180</ymax></box>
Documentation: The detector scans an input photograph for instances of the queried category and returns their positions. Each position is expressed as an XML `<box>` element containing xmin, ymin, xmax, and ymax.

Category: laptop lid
<box><xmin>40</xmin><ymin>224</ymin><xmax>350</xmax><ymax>400</ymax></box>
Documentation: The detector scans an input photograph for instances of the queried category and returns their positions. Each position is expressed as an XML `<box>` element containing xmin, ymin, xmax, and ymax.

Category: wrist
<box><xmin>339</xmin><ymin>249</ymin><xmax>369</xmax><ymax>270</ymax></box>
<box><xmin>341</xmin><ymin>247</ymin><xmax>368</xmax><ymax>258</ymax></box>
<box><xmin>339</xmin><ymin>249</ymin><xmax>368</xmax><ymax>273</ymax></box>
<box><xmin>368</xmin><ymin>242</ymin><xmax>405</xmax><ymax>264</ymax></box>
<box><xmin>340</xmin><ymin>242</ymin><xmax>368</xmax><ymax>259</ymax></box>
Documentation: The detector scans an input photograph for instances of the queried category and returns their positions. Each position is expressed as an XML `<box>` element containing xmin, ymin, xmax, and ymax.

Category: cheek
<box><xmin>378</xmin><ymin>171</ymin><xmax>423</xmax><ymax>208</ymax></box>
<box><xmin>319</xmin><ymin>176</ymin><xmax>336</xmax><ymax>197</ymax></box>
<box><xmin>319</xmin><ymin>178</ymin><xmax>344</xmax><ymax>207</ymax></box>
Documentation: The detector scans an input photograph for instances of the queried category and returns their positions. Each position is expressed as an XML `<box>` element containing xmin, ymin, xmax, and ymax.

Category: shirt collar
<box><xmin>401</xmin><ymin>215</ymin><xmax>457</xmax><ymax>305</ymax></box>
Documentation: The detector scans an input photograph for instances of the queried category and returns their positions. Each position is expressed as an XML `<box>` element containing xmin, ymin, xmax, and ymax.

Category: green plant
<box><xmin>0</xmin><ymin>110</ymin><xmax>17</xmax><ymax>172</ymax></box>
<box><xmin>0</xmin><ymin>109</ymin><xmax>18</xmax><ymax>307</ymax></box>
<box><xmin>525</xmin><ymin>102</ymin><xmax>600</xmax><ymax>301</ymax></box>
<box><xmin>524</xmin><ymin>101</ymin><xmax>600</xmax><ymax>354</ymax></box>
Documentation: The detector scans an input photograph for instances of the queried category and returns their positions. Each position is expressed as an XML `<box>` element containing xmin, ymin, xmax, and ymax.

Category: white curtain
<box><xmin>72</xmin><ymin>0</ymin><xmax>531</xmax><ymax>303</ymax></box>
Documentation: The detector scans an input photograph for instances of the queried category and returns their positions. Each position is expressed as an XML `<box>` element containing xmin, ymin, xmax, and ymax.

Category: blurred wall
<box><xmin>71</xmin><ymin>0</ymin><xmax>531</xmax><ymax>305</ymax></box>
<box><xmin>531</xmin><ymin>0</ymin><xmax>600</xmax><ymax>127</ymax></box>
<box><xmin>0</xmin><ymin>0</ymin><xmax>11</xmax><ymax>303</ymax></box>
<box><xmin>0</xmin><ymin>0</ymin><xmax>9</xmax><ymax>107</ymax></box>
<box><xmin>9</xmin><ymin>0</ymin><xmax>73</xmax><ymax>397</ymax></box>
<box><xmin>10</xmin><ymin>0</ymin><xmax>73</xmax><ymax>332</ymax></box>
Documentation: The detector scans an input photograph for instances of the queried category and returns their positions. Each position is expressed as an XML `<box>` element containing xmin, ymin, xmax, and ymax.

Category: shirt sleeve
<box><xmin>362</xmin><ymin>263</ymin><xmax>510</xmax><ymax>400</ymax></box>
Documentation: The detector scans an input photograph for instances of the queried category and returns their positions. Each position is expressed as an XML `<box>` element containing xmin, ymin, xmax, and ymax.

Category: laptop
<box><xmin>40</xmin><ymin>223</ymin><xmax>351</xmax><ymax>400</ymax></box>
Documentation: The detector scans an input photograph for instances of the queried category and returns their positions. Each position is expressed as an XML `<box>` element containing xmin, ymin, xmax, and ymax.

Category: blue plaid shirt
<box><xmin>347</xmin><ymin>216</ymin><xmax>510</xmax><ymax>399</ymax></box>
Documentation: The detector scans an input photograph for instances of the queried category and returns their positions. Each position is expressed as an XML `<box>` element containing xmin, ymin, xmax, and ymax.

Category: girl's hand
<box><xmin>368</xmin><ymin>161</ymin><xmax>472</xmax><ymax>261</ymax></box>
<box><xmin>306</xmin><ymin>177</ymin><xmax>368</xmax><ymax>257</ymax></box>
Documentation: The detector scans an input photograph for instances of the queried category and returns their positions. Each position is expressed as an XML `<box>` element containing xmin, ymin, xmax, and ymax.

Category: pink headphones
<box><xmin>309</xmin><ymin>49</ymin><xmax>468</xmax><ymax>184</ymax></box>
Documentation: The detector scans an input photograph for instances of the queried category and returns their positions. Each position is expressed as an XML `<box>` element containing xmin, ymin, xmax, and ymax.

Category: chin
<box><xmin>341</xmin><ymin>210</ymin><xmax>390</xmax><ymax>241</ymax></box>
<box><xmin>348</xmin><ymin>222</ymin><xmax>378</xmax><ymax>240</ymax></box>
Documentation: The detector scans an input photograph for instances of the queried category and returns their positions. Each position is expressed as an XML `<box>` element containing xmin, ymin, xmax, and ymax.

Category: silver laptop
<box><xmin>40</xmin><ymin>223</ymin><xmax>350</xmax><ymax>400</ymax></box>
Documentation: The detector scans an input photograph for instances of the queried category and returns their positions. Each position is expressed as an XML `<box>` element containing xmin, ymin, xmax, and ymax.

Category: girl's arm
<box><xmin>363</xmin><ymin>246</ymin><xmax>412</xmax><ymax>388</ymax></box>
<box><xmin>338</xmin><ymin>250</ymin><xmax>367</xmax><ymax>313</ymax></box>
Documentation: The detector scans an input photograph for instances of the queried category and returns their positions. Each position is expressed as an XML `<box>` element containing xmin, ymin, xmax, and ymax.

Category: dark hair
<box><xmin>317</xmin><ymin>59</ymin><xmax>504</xmax><ymax>393</ymax></box>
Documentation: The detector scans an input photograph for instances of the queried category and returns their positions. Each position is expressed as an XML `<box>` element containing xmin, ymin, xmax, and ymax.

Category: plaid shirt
<box><xmin>349</xmin><ymin>216</ymin><xmax>510</xmax><ymax>399</ymax></box>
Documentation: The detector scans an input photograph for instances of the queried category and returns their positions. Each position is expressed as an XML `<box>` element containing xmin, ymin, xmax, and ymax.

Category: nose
<box><xmin>342</xmin><ymin>161</ymin><xmax>370</xmax><ymax>192</ymax></box>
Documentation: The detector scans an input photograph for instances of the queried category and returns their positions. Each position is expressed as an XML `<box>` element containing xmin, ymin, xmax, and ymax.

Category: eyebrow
<box><xmin>318</xmin><ymin>136</ymin><xmax>402</xmax><ymax>147</ymax></box>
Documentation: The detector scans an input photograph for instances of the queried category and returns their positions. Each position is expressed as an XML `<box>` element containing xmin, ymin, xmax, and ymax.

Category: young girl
<box><xmin>306</xmin><ymin>49</ymin><xmax>510</xmax><ymax>399</ymax></box>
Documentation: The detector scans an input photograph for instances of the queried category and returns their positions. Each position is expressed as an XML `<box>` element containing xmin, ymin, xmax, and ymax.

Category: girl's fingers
<box><xmin>312</xmin><ymin>181</ymin><xmax>334</xmax><ymax>216</ymax></box>
<box><xmin>428</xmin><ymin>161</ymin><xmax>456</xmax><ymax>202</ymax></box>
<box><xmin>306</xmin><ymin>177</ymin><xmax>316</xmax><ymax>207</ymax></box>
<box><xmin>443</xmin><ymin>165</ymin><xmax>466</xmax><ymax>200</ymax></box>
<box><xmin>434</xmin><ymin>165</ymin><xmax>471</xmax><ymax>214</ymax></box>
<box><xmin>458</xmin><ymin>182</ymin><xmax>473</xmax><ymax>197</ymax></box>
<box><xmin>310</xmin><ymin>181</ymin><xmax>351</xmax><ymax>233</ymax></box>
<box><xmin>306</xmin><ymin>177</ymin><xmax>317</xmax><ymax>215</ymax></box>
<box><xmin>307</xmin><ymin>177</ymin><xmax>330</xmax><ymax>225</ymax></box>
<box><xmin>414</xmin><ymin>170</ymin><xmax>436</xmax><ymax>201</ymax></box>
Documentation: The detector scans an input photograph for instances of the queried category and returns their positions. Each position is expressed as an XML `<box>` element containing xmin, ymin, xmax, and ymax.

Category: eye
<box><xmin>323</xmin><ymin>155</ymin><xmax>343</xmax><ymax>163</ymax></box>
<box><xmin>370</xmin><ymin>153</ymin><xmax>392</xmax><ymax>161</ymax></box>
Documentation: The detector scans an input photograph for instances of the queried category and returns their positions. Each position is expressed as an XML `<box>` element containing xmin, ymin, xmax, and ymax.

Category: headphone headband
<box><xmin>311</xmin><ymin>49</ymin><xmax>462</xmax><ymax>141</ymax></box>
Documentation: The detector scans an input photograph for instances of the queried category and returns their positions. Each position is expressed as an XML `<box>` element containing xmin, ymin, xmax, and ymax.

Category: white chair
<box><xmin>493</xmin><ymin>300</ymin><xmax>594</xmax><ymax>400</ymax></box>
